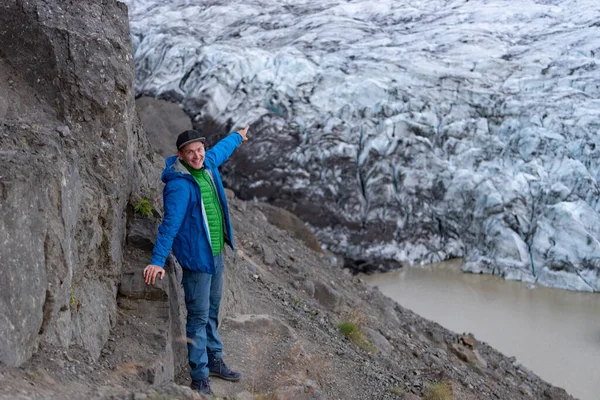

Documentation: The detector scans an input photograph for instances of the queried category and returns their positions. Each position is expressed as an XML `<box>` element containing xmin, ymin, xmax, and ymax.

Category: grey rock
<box><xmin>303</xmin><ymin>280</ymin><xmax>316</xmax><ymax>297</ymax></box>
<box><xmin>255</xmin><ymin>203</ymin><xmax>323</xmax><ymax>253</ymax></box>
<box><xmin>520</xmin><ymin>383</ymin><xmax>534</xmax><ymax>398</ymax></box>
<box><xmin>221</xmin><ymin>251</ymin><xmax>249</xmax><ymax>318</ymax></box>
<box><xmin>289</xmin><ymin>263</ymin><xmax>303</xmax><ymax>274</ymax></box>
<box><xmin>0</xmin><ymin>173</ymin><xmax>46</xmax><ymax>365</ymax></box>
<box><xmin>0</xmin><ymin>0</ymin><xmax>156</xmax><ymax>366</ymax></box>
<box><xmin>127</xmin><ymin>217</ymin><xmax>159</xmax><ymax>252</ymax></box>
<box><xmin>71</xmin><ymin>280</ymin><xmax>118</xmax><ymax>360</ymax></box>
<box><xmin>383</xmin><ymin>306</ymin><xmax>400</xmax><ymax>325</ymax></box>
<box><xmin>156</xmin><ymin>256</ymin><xmax>188</xmax><ymax>383</ymax></box>
<box><xmin>276</xmin><ymin>256</ymin><xmax>291</xmax><ymax>269</ymax></box>
<box><xmin>224</xmin><ymin>188</ymin><xmax>236</xmax><ymax>201</ymax></box>
<box><xmin>44</xmin><ymin>307</ymin><xmax>72</xmax><ymax>349</ymax></box>
<box><xmin>325</xmin><ymin>253</ymin><xmax>343</xmax><ymax>268</ymax></box>
<box><xmin>543</xmin><ymin>387</ymin><xmax>572</xmax><ymax>400</ymax></box>
<box><xmin>313</xmin><ymin>282</ymin><xmax>341</xmax><ymax>311</ymax></box>
<box><xmin>136</xmin><ymin>96</ymin><xmax>192</xmax><ymax>158</ymax></box>
<box><xmin>363</xmin><ymin>327</ymin><xmax>393</xmax><ymax>355</ymax></box>
<box><xmin>261</xmin><ymin>243</ymin><xmax>276</xmax><ymax>266</ymax></box>
<box><xmin>448</xmin><ymin>343</ymin><xmax>487</xmax><ymax>369</ymax></box>
<box><xmin>119</xmin><ymin>270</ymin><xmax>168</xmax><ymax>301</ymax></box>
<box><xmin>56</xmin><ymin>125</ymin><xmax>71</xmax><ymax>137</ymax></box>
<box><xmin>425</xmin><ymin>329</ymin><xmax>444</xmax><ymax>345</ymax></box>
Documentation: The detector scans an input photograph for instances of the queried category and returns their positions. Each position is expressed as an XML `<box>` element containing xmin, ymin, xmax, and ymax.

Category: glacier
<box><xmin>125</xmin><ymin>0</ymin><xmax>600</xmax><ymax>292</ymax></box>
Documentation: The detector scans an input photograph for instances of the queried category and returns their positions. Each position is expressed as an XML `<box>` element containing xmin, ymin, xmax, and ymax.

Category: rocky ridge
<box><xmin>0</xmin><ymin>190</ymin><xmax>576</xmax><ymax>400</ymax></box>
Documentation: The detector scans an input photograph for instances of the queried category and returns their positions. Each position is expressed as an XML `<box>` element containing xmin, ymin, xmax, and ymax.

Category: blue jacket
<box><xmin>150</xmin><ymin>132</ymin><xmax>242</xmax><ymax>273</ymax></box>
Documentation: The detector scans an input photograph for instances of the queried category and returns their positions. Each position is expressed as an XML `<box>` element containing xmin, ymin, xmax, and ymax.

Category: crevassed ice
<box><xmin>126</xmin><ymin>0</ymin><xmax>600</xmax><ymax>292</ymax></box>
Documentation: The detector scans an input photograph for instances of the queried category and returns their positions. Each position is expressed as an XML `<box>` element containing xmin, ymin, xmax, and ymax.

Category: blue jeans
<box><xmin>181</xmin><ymin>252</ymin><xmax>224</xmax><ymax>381</ymax></box>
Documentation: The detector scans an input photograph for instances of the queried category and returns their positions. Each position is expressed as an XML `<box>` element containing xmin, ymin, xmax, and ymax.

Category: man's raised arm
<box><xmin>204</xmin><ymin>125</ymin><xmax>249</xmax><ymax>167</ymax></box>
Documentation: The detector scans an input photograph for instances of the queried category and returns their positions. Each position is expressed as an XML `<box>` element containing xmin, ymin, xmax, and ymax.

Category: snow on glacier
<box><xmin>126</xmin><ymin>0</ymin><xmax>600</xmax><ymax>291</ymax></box>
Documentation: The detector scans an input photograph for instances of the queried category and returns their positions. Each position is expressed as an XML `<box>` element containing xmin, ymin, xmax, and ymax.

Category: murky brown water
<box><xmin>364</xmin><ymin>259</ymin><xmax>600</xmax><ymax>400</ymax></box>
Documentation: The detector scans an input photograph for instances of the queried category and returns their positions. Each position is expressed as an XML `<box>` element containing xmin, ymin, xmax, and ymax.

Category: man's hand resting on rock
<box><xmin>143</xmin><ymin>265</ymin><xmax>165</xmax><ymax>285</ymax></box>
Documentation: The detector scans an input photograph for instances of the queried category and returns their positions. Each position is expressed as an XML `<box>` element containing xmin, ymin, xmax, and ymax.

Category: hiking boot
<box><xmin>190</xmin><ymin>377</ymin><xmax>213</xmax><ymax>395</ymax></box>
<box><xmin>207</xmin><ymin>356</ymin><xmax>242</xmax><ymax>381</ymax></box>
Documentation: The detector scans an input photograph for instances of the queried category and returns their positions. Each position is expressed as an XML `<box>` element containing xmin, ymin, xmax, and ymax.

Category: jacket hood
<box><xmin>161</xmin><ymin>156</ymin><xmax>192</xmax><ymax>183</ymax></box>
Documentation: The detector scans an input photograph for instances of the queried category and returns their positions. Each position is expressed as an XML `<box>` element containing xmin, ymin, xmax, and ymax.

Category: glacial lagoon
<box><xmin>365</xmin><ymin>259</ymin><xmax>600</xmax><ymax>400</ymax></box>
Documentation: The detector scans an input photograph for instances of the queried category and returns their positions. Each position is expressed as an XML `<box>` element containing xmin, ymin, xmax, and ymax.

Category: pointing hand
<box><xmin>237</xmin><ymin>125</ymin><xmax>249</xmax><ymax>141</ymax></box>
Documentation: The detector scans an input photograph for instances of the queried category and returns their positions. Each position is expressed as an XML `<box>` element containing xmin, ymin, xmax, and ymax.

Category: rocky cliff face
<box><xmin>0</xmin><ymin>0</ymin><xmax>156</xmax><ymax>366</ymax></box>
<box><xmin>126</xmin><ymin>0</ymin><xmax>600</xmax><ymax>292</ymax></box>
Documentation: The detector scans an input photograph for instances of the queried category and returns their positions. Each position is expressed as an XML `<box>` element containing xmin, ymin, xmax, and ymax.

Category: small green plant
<box><xmin>337</xmin><ymin>320</ymin><xmax>375</xmax><ymax>353</ymax></box>
<box><xmin>337</xmin><ymin>321</ymin><xmax>358</xmax><ymax>337</ymax></box>
<box><xmin>134</xmin><ymin>199</ymin><xmax>153</xmax><ymax>217</ymax></box>
<box><xmin>26</xmin><ymin>371</ymin><xmax>40</xmax><ymax>380</ymax></box>
<box><xmin>69</xmin><ymin>285</ymin><xmax>80</xmax><ymax>312</ymax></box>
<box><xmin>390</xmin><ymin>387</ymin><xmax>404</xmax><ymax>395</ymax></box>
<box><xmin>292</xmin><ymin>297</ymin><xmax>305</xmax><ymax>307</ymax></box>
<box><xmin>423</xmin><ymin>381</ymin><xmax>453</xmax><ymax>400</ymax></box>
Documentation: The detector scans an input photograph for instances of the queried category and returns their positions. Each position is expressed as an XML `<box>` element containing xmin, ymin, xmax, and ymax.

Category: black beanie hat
<box><xmin>176</xmin><ymin>130</ymin><xmax>206</xmax><ymax>150</ymax></box>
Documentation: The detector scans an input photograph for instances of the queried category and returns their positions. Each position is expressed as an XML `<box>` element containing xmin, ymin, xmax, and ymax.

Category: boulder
<box><xmin>313</xmin><ymin>282</ymin><xmax>342</xmax><ymax>311</ymax></box>
<box><xmin>363</xmin><ymin>327</ymin><xmax>393</xmax><ymax>356</ymax></box>
<box><xmin>114</xmin><ymin>248</ymin><xmax>187</xmax><ymax>386</ymax></box>
<box><xmin>255</xmin><ymin>203</ymin><xmax>323</xmax><ymax>254</ymax></box>
<box><xmin>448</xmin><ymin>343</ymin><xmax>487</xmax><ymax>369</ymax></box>
<box><xmin>261</xmin><ymin>243</ymin><xmax>276</xmax><ymax>266</ymax></box>
<box><xmin>0</xmin><ymin>0</ymin><xmax>156</xmax><ymax>366</ymax></box>
<box><xmin>303</xmin><ymin>280</ymin><xmax>316</xmax><ymax>298</ymax></box>
<box><xmin>136</xmin><ymin>96</ymin><xmax>192</xmax><ymax>158</ymax></box>
<box><xmin>126</xmin><ymin>216</ymin><xmax>159</xmax><ymax>252</ymax></box>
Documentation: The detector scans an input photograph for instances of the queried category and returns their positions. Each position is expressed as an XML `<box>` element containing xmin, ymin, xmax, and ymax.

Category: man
<box><xmin>143</xmin><ymin>126</ymin><xmax>249</xmax><ymax>395</ymax></box>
